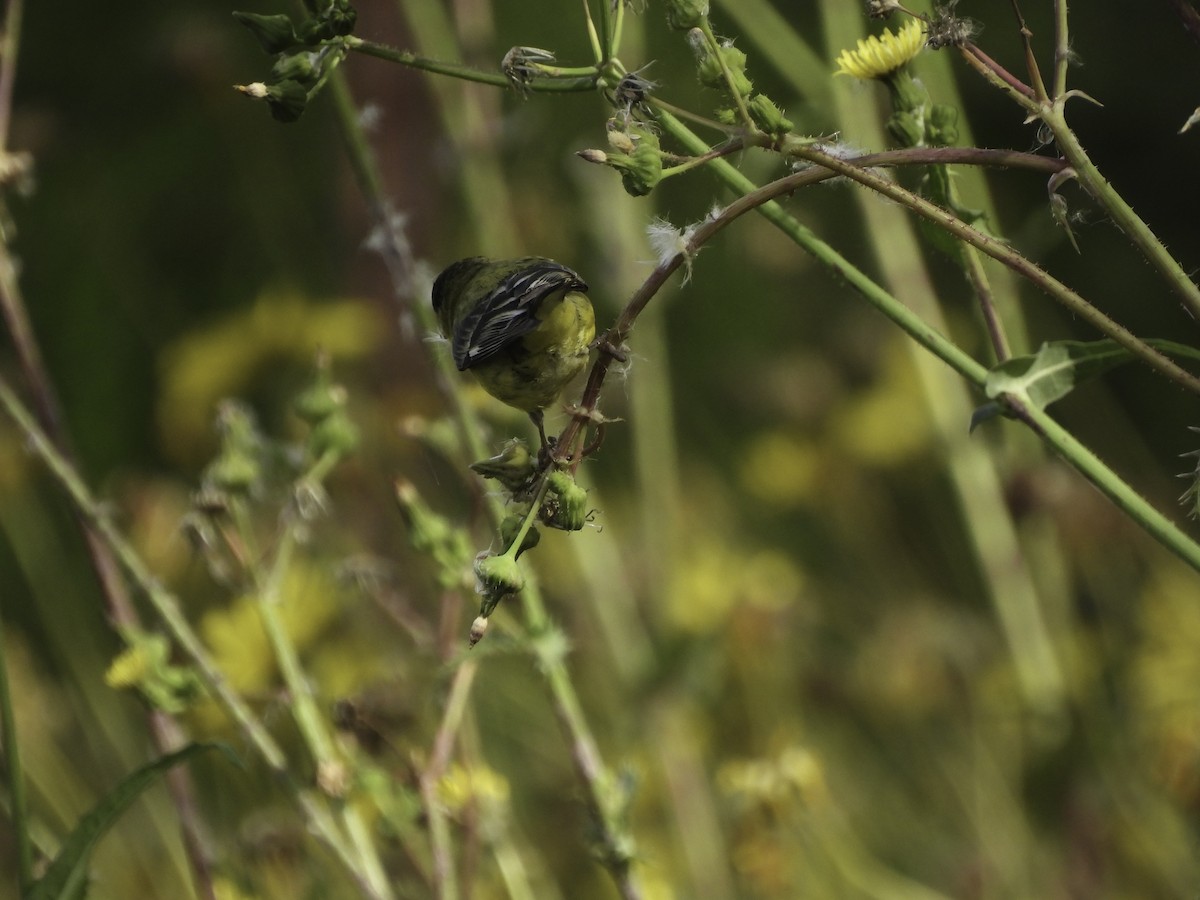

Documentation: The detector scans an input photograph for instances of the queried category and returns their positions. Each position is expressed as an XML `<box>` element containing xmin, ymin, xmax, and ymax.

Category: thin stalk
<box><xmin>0</xmin><ymin>607</ymin><xmax>33</xmax><ymax>891</ymax></box>
<box><xmin>0</xmin><ymin>377</ymin><xmax>386</xmax><ymax>900</ymax></box>
<box><xmin>0</xmin><ymin>0</ymin><xmax>214</xmax><ymax>888</ymax></box>
<box><xmin>232</xmin><ymin>483</ymin><xmax>394</xmax><ymax>900</ymax></box>
<box><xmin>348</xmin><ymin>37</ymin><xmax>597</xmax><ymax>92</ymax></box>
<box><xmin>420</xmin><ymin>660</ymin><xmax>479</xmax><ymax>900</ymax></box>
<box><xmin>1051</xmin><ymin>0</ymin><xmax>1070</xmax><ymax>98</ymax></box>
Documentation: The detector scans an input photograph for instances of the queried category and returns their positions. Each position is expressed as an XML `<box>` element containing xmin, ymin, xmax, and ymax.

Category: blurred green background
<box><xmin>3</xmin><ymin>0</ymin><xmax>1200</xmax><ymax>897</ymax></box>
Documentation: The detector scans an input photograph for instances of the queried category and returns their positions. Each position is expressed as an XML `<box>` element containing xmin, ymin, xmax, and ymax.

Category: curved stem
<box><xmin>348</xmin><ymin>37</ymin><xmax>598</xmax><ymax>92</ymax></box>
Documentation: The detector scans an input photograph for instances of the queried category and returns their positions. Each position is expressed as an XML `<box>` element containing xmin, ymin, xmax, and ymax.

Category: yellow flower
<box><xmin>833</xmin><ymin>18</ymin><xmax>924</xmax><ymax>80</ymax></box>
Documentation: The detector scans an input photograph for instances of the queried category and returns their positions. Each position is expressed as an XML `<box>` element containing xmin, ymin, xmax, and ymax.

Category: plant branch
<box><xmin>347</xmin><ymin>37</ymin><xmax>598</xmax><ymax>92</ymax></box>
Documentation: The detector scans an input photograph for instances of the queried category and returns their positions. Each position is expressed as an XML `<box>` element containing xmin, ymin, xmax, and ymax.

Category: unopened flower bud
<box><xmin>308</xmin><ymin>409</ymin><xmax>360</xmax><ymax>459</ymax></box>
<box><xmin>695</xmin><ymin>41</ymin><xmax>753</xmax><ymax>97</ymax></box>
<box><xmin>233</xmin><ymin>11</ymin><xmax>301</xmax><ymax>54</ymax></box>
<box><xmin>577</xmin><ymin>148</ymin><xmax>609</xmax><ymax>164</ymax></box>
<box><xmin>469</xmin><ymin>615</ymin><xmax>489</xmax><ymax>647</ymax></box>
<box><xmin>271</xmin><ymin>51</ymin><xmax>320</xmax><ymax>88</ymax></box>
<box><xmin>747</xmin><ymin>94</ymin><xmax>793</xmax><ymax>136</ymax></box>
<box><xmin>666</xmin><ymin>0</ymin><xmax>709</xmax><ymax>30</ymax></box>
<box><xmin>607</xmin><ymin>127</ymin><xmax>636</xmax><ymax>154</ymax></box>
<box><xmin>541</xmin><ymin>470</ymin><xmax>589</xmax><ymax>531</ymax></box>
<box><xmin>469</xmin><ymin>439</ymin><xmax>536</xmax><ymax>492</ymax></box>
<box><xmin>474</xmin><ymin>552</ymin><xmax>525</xmax><ymax>595</ymax></box>
<box><xmin>499</xmin><ymin>514</ymin><xmax>541</xmax><ymax>557</ymax></box>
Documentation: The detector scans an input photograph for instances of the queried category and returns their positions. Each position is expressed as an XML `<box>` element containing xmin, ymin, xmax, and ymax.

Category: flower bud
<box><xmin>666</xmin><ymin>0</ymin><xmax>709</xmax><ymax>30</ymax></box>
<box><xmin>474</xmin><ymin>552</ymin><xmax>525</xmax><ymax>595</ymax></box>
<box><xmin>928</xmin><ymin>103</ymin><xmax>959</xmax><ymax>146</ymax></box>
<box><xmin>499</xmin><ymin>514</ymin><xmax>541</xmax><ymax>557</ymax></box>
<box><xmin>233</xmin><ymin>11</ymin><xmax>301</xmax><ymax>54</ymax></box>
<box><xmin>469</xmin><ymin>439</ymin><xmax>537</xmax><ymax>492</ymax></box>
<box><xmin>469</xmin><ymin>615</ymin><xmax>489</xmax><ymax>647</ymax></box>
<box><xmin>541</xmin><ymin>470</ymin><xmax>589</xmax><ymax>531</ymax></box>
<box><xmin>747</xmin><ymin>94</ymin><xmax>793</xmax><ymax>136</ymax></box>
<box><xmin>695</xmin><ymin>41</ymin><xmax>753</xmax><ymax>97</ymax></box>
<box><xmin>308</xmin><ymin>409</ymin><xmax>360</xmax><ymax>459</ymax></box>
<box><xmin>271</xmin><ymin>51</ymin><xmax>320</xmax><ymax>88</ymax></box>
<box><xmin>266</xmin><ymin>79</ymin><xmax>310</xmax><ymax>123</ymax></box>
<box><xmin>577</xmin><ymin>148</ymin><xmax>608</xmax><ymax>164</ymax></box>
<box><xmin>294</xmin><ymin>354</ymin><xmax>347</xmax><ymax>424</ymax></box>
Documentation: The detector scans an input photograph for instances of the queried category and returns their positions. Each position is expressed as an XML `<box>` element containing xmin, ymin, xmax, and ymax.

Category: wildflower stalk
<box><xmin>325</xmin><ymin>67</ymin><xmax>645</xmax><ymax>899</ymax></box>
<box><xmin>0</xmin><ymin>375</ymin><xmax>389</xmax><ymax>899</ymax></box>
<box><xmin>347</xmin><ymin>37</ymin><xmax>597</xmax><ymax>92</ymax></box>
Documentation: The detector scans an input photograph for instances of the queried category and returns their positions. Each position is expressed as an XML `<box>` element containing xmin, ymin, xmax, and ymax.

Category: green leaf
<box><xmin>25</xmin><ymin>743</ymin><xmax>230</xmax><ymax>900</ymax></box>
<box><xmin>984</xmin><ymin>339</ymin><xmax>1200</xmax><ymax>412</ymax></box>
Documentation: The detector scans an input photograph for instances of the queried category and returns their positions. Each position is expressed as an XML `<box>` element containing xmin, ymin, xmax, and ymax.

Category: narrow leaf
<box><xmin>984</xmin><ymin>339</ymin><xmax>1200</xmax><ymax>412</ymax></box>
<box><xmin>25</xmin><ymin>743</ymin><xmax>228</xmax><ymax>900</ymax></box>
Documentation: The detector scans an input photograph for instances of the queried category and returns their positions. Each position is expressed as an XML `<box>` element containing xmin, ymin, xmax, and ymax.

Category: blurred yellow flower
<box><xmin>834</xmin><ymin>18</ymin><xmax>925</xmax><ymax>80</ymax></box>
<box><xmin>156</xmin><ymin>290</ymin><xmax>386</xmax><ymax>464</ymax></box>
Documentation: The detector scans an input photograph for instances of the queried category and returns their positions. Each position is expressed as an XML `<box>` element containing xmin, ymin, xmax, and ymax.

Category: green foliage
<box><xmin>25</xmin><ymin>745</ymin><xmax>226</xmax><ymax>900</ymax></box>
<box><xmin>4</xmin><ymin>0</ymin><xmax>1200</xmax><ymax>898</ymax></box>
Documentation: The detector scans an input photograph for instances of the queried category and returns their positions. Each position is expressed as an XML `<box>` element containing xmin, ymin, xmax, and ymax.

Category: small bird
<box><xmin>431</xmin><ymin>256</ymin><xmax>596</xmax><ymax>447</ymax></box>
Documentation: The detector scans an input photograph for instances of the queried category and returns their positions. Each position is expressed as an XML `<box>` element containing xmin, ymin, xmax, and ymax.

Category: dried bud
<box><xmin>576</xmin><ymin>148</ymin><xmax>609</xmax><ymax>164</ymax></box>
<box><xmin>469</xmin><ymin>615</ymin><xmax>489</xmax><ymax>647</ymax></box>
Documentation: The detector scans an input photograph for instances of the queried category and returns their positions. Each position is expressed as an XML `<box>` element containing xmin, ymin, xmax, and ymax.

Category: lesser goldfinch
<box><xmin>431</xmin><ymin>257</ymin><xmax>596</xmax><ymax>444</ymax></box>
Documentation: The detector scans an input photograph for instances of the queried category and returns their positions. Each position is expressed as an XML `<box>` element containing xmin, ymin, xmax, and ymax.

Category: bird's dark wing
<box><xmin>452</xmin><ymin>260</ymin><xmax>588</xmax><ymax>371</ymax></box>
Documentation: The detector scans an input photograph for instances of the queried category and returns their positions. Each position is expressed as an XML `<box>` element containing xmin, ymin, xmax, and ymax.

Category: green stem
<box><xmin>1007</xmin><ymin>396</ymin><xmax>1200</xmax><ymax>572</ymax></box>
<box><xmin>348</xmin><ymin>37</ymin><xmax>597</xmax><ymax>92</ymax></box>
<box><xmin>1051</xmin><ymin>0</ymin><xmax>1070</xmax><ymax>98</ymax></box>
<box><xmin>421</xmin><ymin>660</ymin><xmax>479</xmax><ymax>900</ymax></box>
<box><xmin>0</xmin><ymin>607</ymin><xmax>33</xmax><ymax>891</ymax></box>
<box><xmin>0</xmin><ymin>377</ymin><xmax>386</xmax><ymax>900</ymax></box>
